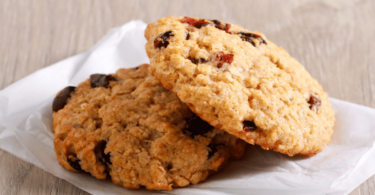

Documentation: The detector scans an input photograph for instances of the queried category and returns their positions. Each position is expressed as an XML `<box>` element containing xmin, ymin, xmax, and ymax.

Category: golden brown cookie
<box><xmin>52</xmin><ymin>64</ymin><xmax>246</xmax><ymax>190</ymax></box>
<box><xmin>145</xmin><ymin>17</ymin><xmax>335</xmax><ymax>156</ymax></box>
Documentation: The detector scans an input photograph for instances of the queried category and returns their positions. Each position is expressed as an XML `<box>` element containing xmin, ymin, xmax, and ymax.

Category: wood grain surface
<box><xmin>1</xmin><ymin>0</ymin><xmax>374</xmax><ymax>194</ymax></box>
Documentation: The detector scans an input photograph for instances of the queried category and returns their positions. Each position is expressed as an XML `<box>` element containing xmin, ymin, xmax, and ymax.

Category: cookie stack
<box><xmin>52</xmin><ymin>17</ymin><xmax>335</xmax><ymax>191</ymax></box>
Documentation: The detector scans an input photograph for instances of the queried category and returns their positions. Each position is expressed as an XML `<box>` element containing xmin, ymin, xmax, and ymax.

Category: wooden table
<box><xmin>1</xmin><ymin>0</ymin><xmax>374</xmax><ymax>194</ymax></box>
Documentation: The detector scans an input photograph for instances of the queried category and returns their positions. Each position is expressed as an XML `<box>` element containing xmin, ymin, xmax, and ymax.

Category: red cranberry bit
<box><xmin>154</xmin><ymin>31</ymin><xmax>174</xmax><ymax>49</ymax></box>
<box><xmin>181</xmin><ymin>17</ymin><xmax>197</xmax><ymax>25</ymax></box>
<box><xmin>181</xmin><ymin>17</ymin><xmax>211</xmax><ymax>29</ymax></box>
<box><xmin>211</xmin><ymin>19</ymin><xmax>232</xmax><ymax>34</ymax></box>
<box><xmin>243</xmin><ymin>120</ymin><xmax>257</xmax><ymax>132</ymax></box>
<box><xmin>221</xmin><ymin>53</ymin><xmax>234</xmax><ymax>64</ymax></box>
<box><xmin>308</xmin><ymin>94</ymin><xmax>321</xmax><ymax>110</ymax></box>
<box><xmin>238</xmin><ymin>32</ymin><xmax>267</xmax><ymax>47</ymax></box>
<box><xmin>216</xmin><ymin>51</ymin><xmax>234</xmax><ymax>68</ymax></box>
<box><xmin>224</xmin><ymin>24</ymin><xmax>232</xmax><ymax>34</ymax></box>
<box><xmin>194</xmin><ymin>20</ymin><xmax>212</xmax><ymax>28</ymax></box>
<box><xmin>52</xmin><ymin>86</ymin><xmax>76</xmax><ymax>112</ymax></box>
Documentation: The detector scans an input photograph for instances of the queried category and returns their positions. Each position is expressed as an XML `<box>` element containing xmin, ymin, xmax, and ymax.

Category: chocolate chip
<box><xmin>308</xmin><ymin>94</ymin><xmax>321</xmax><ymax>110</ymax></box>
<box><xmin>238</xmin><ymin>32</ymin><xmax>267</xmax><ymax>46</ymax></box>
<box><xmin>184</xmin><ymin>114</ymin><xmax>214</xmax><ymax>137</ymax></box>
<box><xmin>105</xmin><ymin>170</ymin><xmax>111</xmax><ymax>179</ymax></box>
<box><xmin>95</xmin><ymin>119</ymin><xmax>103</xmax><ymax>129</ymax></box>
<box><xmin>154</xmin><ymin>31</ymin><xmax>174</xmax><ymax>49</ymax></box>
<box><xmin>191</xmin><ymin>58</ymin><xmax>208</xmax><ymax>64</ymax></box>
<box><xmin>96</xmin><ymin>141</ymin><xmax>112</xmax><ymax>166</ymax></box>
<box><xmin>90</xmin><ymin>74</ymin><xmax>116</xmax><ymax>88</ymax></box>
<box><xmin>199</xmin><ymin>58</ymin><xmax>208</xmax><ymax>63</ymax></box>
<box><xmin>101</xmin><ymin>141</ymin><xmax>112</xmax><ymax>165</ymax></box>
<box><xmin>52</xmin><ymin>86</ymin><xmax>76</xmax><ymax>112</ymax></box>
<box><xmin>186</xmin><ymin>33</ymin><xmax>190</xmax><ymax>40</ymax></box>
<box><xmin>243</xmin><ymin>120</ymin><xmax>257</xmax><ymax>132</ymax></box>
<box><xmin>211</xmin><ymin>20</ymin><xmax>222</xmax><ymax>28</ymax></box>
<box><xmin>207</xmin><ymin>144</ymin><xmax>218</xmax><ymax>159</ymax></box>
<box><xmin>67</xmin><ymin>155</ymin><xmax>83</xmax><ymax>172</ymax></box>
<box><xmin>191</xmin><ymin>59</ymin><xmax>199</xmax><ymax>64</ymax></box>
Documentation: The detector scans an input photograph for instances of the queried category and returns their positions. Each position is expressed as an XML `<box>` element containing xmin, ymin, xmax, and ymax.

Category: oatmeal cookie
<box><xmin>145</xmin><ymin>17</ymin><xmax>335</xmax><ymax>156</ymax></box>
<box><xmin>52</xmin><ymin>64</ymin><xmax>246</xmax><ymax>190</ymax></box>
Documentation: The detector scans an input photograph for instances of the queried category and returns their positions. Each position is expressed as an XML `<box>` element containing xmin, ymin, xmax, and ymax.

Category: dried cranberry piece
<box><xmin>238</xmin><ymin>32</ymin><xmax>267</xmax><ymax>46</ymax></box>
<box><xmin>67</xmin><ymin>155</ymin><xmax>83</xmax><ymax>172</ymax></box>
<box><xmin>224</xmin><ymin>24</ymin><xmax>232</xmax><ymax>34</ymax></box>
<box><xmin>211</xmin><ymin>19</ymin><xmax>232</xmax><ymax>34</ymax></box>
<box><xmin>180</xmin><ymin>17</ymin><xmax>197</xmax><ymax>25</ymax></box>
<box><xmin>207</xmin><ymin>144</ymin><xmax>218</xmax><ymax>159</ymax></box>
<box><xmin>184</xmin><ymin>114</ymin><xmax>213</xmax><ymax>137</ymax></box>
<box><xmin>216</xmin><ymin>51</ymin><xmax>234</xmax><ymax>68</ymax></box>
<box><xmin>181</xmin><ymin>17</ymin><xmax>211</xmax><ymax>29</ymax></box>
<box><xmin>243</xmin><ymin>120</ymin><xmax>257</xmax><ymax>132</ymax></box>
<box><xmin>194</xmin><ymin>20</ymin><xmax>211</xmax><ymax>28</ymax></box>
<box><xmin>154</xmin><ymin>31</ymin><xmax>174</xmax><ymax>49</ymax></box>
<box><xmin>191</xmin><ymin>58</ymin><xmax>208</xmax><ymax>64</ymax></box>
<box><xmin>52</xmin><ymin>86</ymin><xmax>76</xmax><ymax>112</ymax></box>
<box><xmin>90</xmin><ymin>74</ymin><xmax>116</xmax><ymax>88</ymax></box>
<box><xmin>308</xmin><ymin>94</ymin><xmax>321</xmax><ymax>110</ymax></box>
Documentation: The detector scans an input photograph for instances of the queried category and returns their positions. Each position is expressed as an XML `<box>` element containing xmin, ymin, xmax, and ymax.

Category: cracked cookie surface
<box><xmin>145</xmin><ymin>16</ymin><xmax>335</xmax><ymax>156</ymax></box>
<box><xmin>52</xmin><ymin>64</ymin><xmax>246</xmax><ymax>190</ymax></box>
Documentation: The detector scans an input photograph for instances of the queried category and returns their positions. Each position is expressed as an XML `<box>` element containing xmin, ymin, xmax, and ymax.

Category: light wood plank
<box><xmin>0</xmin><ymin>0</ymin><xmax>374</xmax><ymax>194</ymax></box>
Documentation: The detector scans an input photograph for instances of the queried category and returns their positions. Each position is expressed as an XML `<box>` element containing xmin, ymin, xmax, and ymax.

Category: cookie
<box><xmin>145</xmin><ymin>17</ymin><xmax>335</xmax><ymax>156</ymax></box>
<box><xmin>52</xmin><ymin>64</ymin><xmax>246</xmax><ymax>190</ymax></box>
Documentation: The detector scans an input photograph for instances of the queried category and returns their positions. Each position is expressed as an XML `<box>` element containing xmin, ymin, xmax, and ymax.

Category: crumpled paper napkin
<box><xmin>1</xmin><ymin>21</ymin><xmax>375</xmax><ymax>195</ymax></box>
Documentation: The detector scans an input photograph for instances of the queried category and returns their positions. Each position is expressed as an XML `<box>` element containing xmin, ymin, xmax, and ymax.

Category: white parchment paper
<box><xmin>1</xmin><ymin>21</ymin><xmax>375</xmax><ymax>195</ymax></box>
